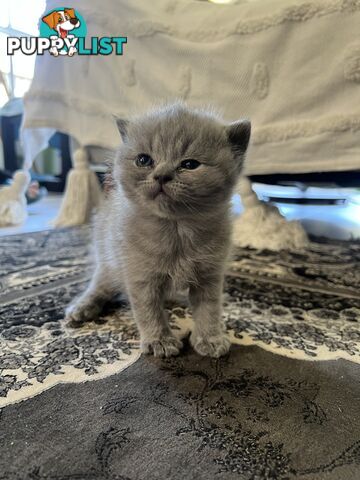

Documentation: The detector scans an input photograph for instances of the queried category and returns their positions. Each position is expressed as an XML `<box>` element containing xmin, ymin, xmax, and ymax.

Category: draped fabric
<box><xmin>23</xmin><ymin>0</ymin><xmax>360</xmax><ymax>174</ymax></box>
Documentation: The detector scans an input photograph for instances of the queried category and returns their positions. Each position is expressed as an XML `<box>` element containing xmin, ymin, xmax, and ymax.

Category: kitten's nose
<box><xmin>154</xmin><ymin>174</ymin><xmax>173</xmax><ymax>184</ymax></box>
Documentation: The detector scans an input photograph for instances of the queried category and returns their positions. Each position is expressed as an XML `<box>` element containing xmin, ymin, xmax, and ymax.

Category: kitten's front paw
<box><xmin>142</xmin><ymin>335</ymin><xmax>183</xmax><ymax>358</ymax></box>
<box><xmin>65</xmin><ymin>301</ymin><xmax>101</xmax><ymax>328</ymax></box>
<box><xmin>190</xmin><ymin>332</ymin><xmax>230</xmax><ymax>358</ymax></box>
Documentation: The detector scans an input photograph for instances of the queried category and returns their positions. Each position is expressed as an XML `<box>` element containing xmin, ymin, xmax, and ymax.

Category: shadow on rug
<box><xmin>0</xmin><ymin>342</ymin><xmax>359</xmax><ymax>480</ymax></box>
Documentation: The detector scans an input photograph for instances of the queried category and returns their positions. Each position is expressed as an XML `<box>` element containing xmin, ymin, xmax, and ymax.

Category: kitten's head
<box><xmin>113</xmin><ymin>103</ymin><xmax>251</xmax><ymax>219</ymax></box>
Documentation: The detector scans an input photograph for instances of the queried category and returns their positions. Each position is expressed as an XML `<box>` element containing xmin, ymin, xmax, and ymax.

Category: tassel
<box><xmin>0</xmin><ymin>170</ymin><xmax>31</xmax><ymax>226</ymax></box>
<box><xmin>53</xmin><ymin>148</ymin><xmax>103</xmax><ymax>227</ymax></box>
<box><xmin>233</xmin><ymin>177</ymin><xmax>309</xmax><ymax>251</ymax></box>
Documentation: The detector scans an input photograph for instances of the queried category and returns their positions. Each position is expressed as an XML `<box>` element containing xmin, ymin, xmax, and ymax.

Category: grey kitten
<box><xmin>66</xmin><ymin>103</ymin><xmax>251</xmax><ymax>358</ymax></box>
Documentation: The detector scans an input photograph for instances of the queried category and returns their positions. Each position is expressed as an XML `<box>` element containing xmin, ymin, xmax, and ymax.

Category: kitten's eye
<box><xmin>179</xmin><ymin>159</ymin><xmax>201</xmax><ymax>170</ymax></box>
<box><xmin>135</xmin><ymin>154</ymin><xmax>153</xmax><ymax>167</ymax></box>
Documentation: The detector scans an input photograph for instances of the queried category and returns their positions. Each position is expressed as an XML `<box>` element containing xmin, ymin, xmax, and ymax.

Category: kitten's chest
<box><xmin>127</xmin><ymin>217</ymin><xmax>219</xmax><ymax>288</ymax></box>
<box><xmin>150</xmin><ymin>224</ymin><xmax>201</xmax><ymax>286</ymax></box>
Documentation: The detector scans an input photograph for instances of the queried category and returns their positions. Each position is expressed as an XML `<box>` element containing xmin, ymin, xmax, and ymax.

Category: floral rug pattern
<box><xmin>0</xmin><ymin>228</ymin><xmax>359</xmax><ymax>407</ymax></box>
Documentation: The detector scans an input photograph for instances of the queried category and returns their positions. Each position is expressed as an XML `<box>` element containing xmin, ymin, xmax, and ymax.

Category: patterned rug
<box><xmin>0</xmin><ymin>228</ymin><xmax>359</xmax><ymax>479</ymax></box>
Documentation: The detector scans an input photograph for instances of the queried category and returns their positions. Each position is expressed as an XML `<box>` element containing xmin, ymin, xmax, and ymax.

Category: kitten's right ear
<box><xmin>226</xmin><ymin>119</ymin><xmax>251</xmax><ymax>154</ymax></box>
<box><xmin>114</xmin><ymin>117</ymin><xmax>129</xmax><ymax>142</ymax></box>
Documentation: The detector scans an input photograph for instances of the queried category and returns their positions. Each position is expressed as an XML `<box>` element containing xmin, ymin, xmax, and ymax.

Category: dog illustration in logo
<box><xmin>42</xmin><ymin>8</ymin><xmax>80</xmax><ymax>56</ymax></box>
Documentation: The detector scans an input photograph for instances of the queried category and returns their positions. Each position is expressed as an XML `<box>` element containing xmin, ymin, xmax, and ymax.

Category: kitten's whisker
<box><xmin>178</xmin><ymin>197</ymin><xmax>208</xmax><ymax>219</ymax></box>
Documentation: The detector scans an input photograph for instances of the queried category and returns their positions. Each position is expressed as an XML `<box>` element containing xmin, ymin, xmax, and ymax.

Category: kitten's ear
<box><xmin>114</xmin><ymin>117</ymin><xmax>129</xmax><ymax>142</ymax></box>
<box><xmin>226</xmin><ymin>119</ymin><xmax>251</xmax><ymax>154</ymax></box>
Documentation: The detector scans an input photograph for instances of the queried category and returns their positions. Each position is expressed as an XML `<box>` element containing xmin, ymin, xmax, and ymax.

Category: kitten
<box><xmin>66</xmin><ymin>103</ymin><xmax>251</xmax><ymax>358</ymax></box>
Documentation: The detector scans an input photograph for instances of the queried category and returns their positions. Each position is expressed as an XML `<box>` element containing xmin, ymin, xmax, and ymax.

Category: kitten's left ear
<box><xmin>114</xmin><ymin>116</ymin><xmax>129</xmax><ymax>142</ymax></box>
<box><xmin>226</xmin><ymin>119</ymin><xmax>251</xmax><ymax>154</ymax></box>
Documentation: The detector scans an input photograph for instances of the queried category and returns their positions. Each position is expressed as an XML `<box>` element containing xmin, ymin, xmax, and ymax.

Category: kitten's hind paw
<box><xmin>65</xmin><ymin>301</ymin><xmax>102</xmax><ymax>328</ymax></box>
<box><xmin>190</xmin><ymin>332</ymin><xmax>230</xmax><ymax>358</ymax></box>
<box><xmin>142</xmin><ymin>335</ymin><xmax>183</xmax><ymax>358</ymax></box>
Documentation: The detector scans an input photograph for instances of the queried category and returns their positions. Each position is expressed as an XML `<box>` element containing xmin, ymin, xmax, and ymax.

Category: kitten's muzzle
<box><xmin>151</xmin><ymin>184</ymin><xmax>167</xmax><ymax>198</ymax></box>
<box><xmin>150</xmin><ymin>181</ymin><xmax>172</xmax><ymax>199</ymax></box>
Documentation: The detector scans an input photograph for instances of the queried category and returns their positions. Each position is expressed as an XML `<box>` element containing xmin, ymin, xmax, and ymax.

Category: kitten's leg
<box><xmin>65</xmin><ymin>268</ymin><xmax>115</xmax><ymax>327</ymax></box>
<box><xmin>128</xmin><ymin>276</ymin><xmax>182</xmax><ymax>358</ymax></box>
<box><xmin>189</xmin><ymin>272</ymin><xmax>230</xmax><ymax>358</ymax></box>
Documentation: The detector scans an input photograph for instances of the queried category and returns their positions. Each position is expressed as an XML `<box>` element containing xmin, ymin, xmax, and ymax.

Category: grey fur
<box><xmin>66</xmin><ymin>103</ymin><xmax>251</xmax><ymax>358</ymax></box>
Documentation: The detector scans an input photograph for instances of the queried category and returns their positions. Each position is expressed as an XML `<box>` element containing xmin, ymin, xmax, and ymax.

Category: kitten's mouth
<box><xmin>152</xmin><ymin>185</ymin><xmax>168</xmax><ymax>199</ymax></box>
